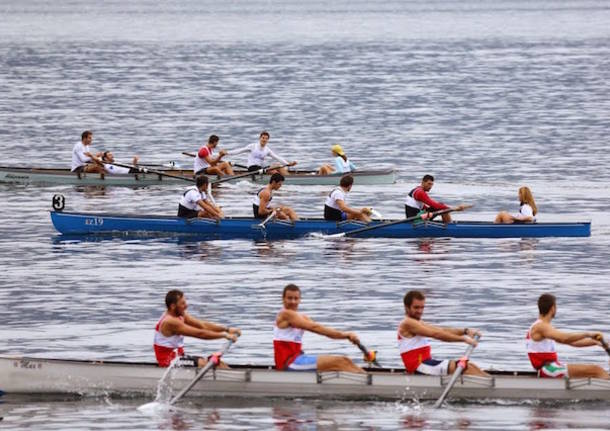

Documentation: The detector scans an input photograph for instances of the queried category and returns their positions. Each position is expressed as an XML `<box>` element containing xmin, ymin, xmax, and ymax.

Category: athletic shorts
<box><xmin>414</xmin><ymin>358</ymin><xmax>450</xmax><ymax>376</ymax></box>
<box><xmin>195</xmin><ymin>167</ymin><xmax>214</xmax><ymax>175</ymax></box>
<box><xmin>248</xmin><ymin>165</ymin><xmax>263</xmax><ymax>172</ymax></box>
<box><xmin>538</xmin><ymin>361</ymin><xmax>568</xmax><ymax>378</ymax></box>
<box><xmin>287</xmin><ymin>354</ymin><xmax>318</xmax><ymax>371</ymax></box>
<box><xmin>178</xmin><ymin>204</ymin><xmax>199</xmax><ymax>218</ymax></box>
<box><xmin>324</xmin><ymin>205</ymin><xmax>347</xmax><ymax>221</ymax></box>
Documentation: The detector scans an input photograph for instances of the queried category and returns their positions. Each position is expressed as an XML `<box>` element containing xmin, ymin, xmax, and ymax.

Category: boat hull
<box><xmin>0</xmin><ymin>166</ymin><xmax>396</xmax><ymax>186</ymax></box>
<box><xmin>50</xmin><ymin>211</ymin><xmax>592</xmax><ymax>239</ymax></box>
<box><xmin>1</xmin><ymin>356</ymin><xmax>608</xmax><ymax>401</ymax></box>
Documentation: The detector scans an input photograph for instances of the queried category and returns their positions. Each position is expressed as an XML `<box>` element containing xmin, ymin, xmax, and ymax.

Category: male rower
<box><xmin>526</xmin><ymin>293</ymin><xmax>608</xmax><ymax>379</ymax></box>
<box><xmin>154</xmin><ymin>289</ymin><xmax>240</xmax><ymax>368</ymax></box>
<box><xmin>398</xmin><ymin>290</ymin><xmax>489</xmax><ymax>377</ymax></box>
<box><xmin>178</xmin><ymin>175</ymin><xmax>224</xmax><ymax>220</ymax></box>
<box><xmin>323</xmin><ymin>175</ymin><xmax>372</xmax><ymax>222</ymax></box>
<box><xmin>194</xmin><ymin>134</ymin><xmax>234</xmax><ymax>177</ymax></box>
<box><xmin>71</xmin><ymin>130</ymin><xmax>105</xmax><ymax>174</ymax></box>
<box><xmin>405</xmin><ymin>174</ymin><xmax>464</xmax><ymax>223</ymax></box>
<box><xmin>229</xmin><ymin>131</ymin><xmax>297</xmax><ymax>176</ymax></box>
<box><xmin>274</xmin><ymin>284</ymin><xmax>364</xmax><ymax>373</ymax></box>
<box><xmin>253</xmin><ymin>172</ymin><xmax>299</xmax><ymax>222</ymax></box>
<box><xmin>101</xmin><ymin>151</ymin><xmax>139</xmax><ymax>174</ymax></box>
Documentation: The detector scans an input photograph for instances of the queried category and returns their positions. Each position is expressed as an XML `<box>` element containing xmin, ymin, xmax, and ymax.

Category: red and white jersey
<box><xmin>273</xmin><ymin>312</ymin><xmax>304</xmax><ymax>370</ymax></box>
<box><xmin>398</xmin><ymin>326</ymin><xmax>432</xmax><ymax>373</ymax></box>
<box><xmin>194</xmin><ymin>145</ymin><xmax>214</xmax><ymax>172</ymax></box>
<box><xmin>526</xmin><ymin>320</ymin><xmax>558</xmax><ymax>369</ymax></box>
<box><xmin>154</xmin><ymin>313</ymin><xmax>185</xmax><ymax>367</ymax></box>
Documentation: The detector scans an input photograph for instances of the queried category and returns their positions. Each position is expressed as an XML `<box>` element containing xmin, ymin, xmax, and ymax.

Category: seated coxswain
<box><xmin>495</xmin><ymin>186</ymin><xmax>538</xmax><ymax>224</ymax></box>
<box><xmin>154</xmin><ymin>289</ymin><xmax>240</xmax><ymax>368</ymax></box>
<box><xmin>318</xmin><ymin>144</ymin><xmax>357</xmax><ymax>175</ymax></box>
<box><xmin>101</xmin><ymin>151</ymin><xmax>139</xmax><ymax>174</ymax></box>
<box><xmin>405</xmin><ymin>174</ymin><xmax>465</xmax><ymax>223</ymax></box>
<box><xmin>253</xmin><ymin>173</ymin><xmax>299</xmax><ymax>222</ymax></box>
<box><xmin>178</xmin><ymin>175</ymin><xmax>224</xmax><ymax>220</ymax></box>
<box><xmin>398</xmin><ymin>290</ymin><xmax>489</xmax><ymax>377</ymax></box>
<box><xmin>526</xmin><ymin>294</ymin><xmax>608</xmax><ymax>379</ymax></box>
<box><xmin>274</xmin><ymin>284</ymin><xmax>364</xmax><ymax>373</ymax></box>
<box><xmin>323</xmin><ymin>175</ymin><xmax>372</xmax><ymax>222</ymax></box>
<box><xmin>194</xmin><ymin>134</ymin><xmax>234</xmax><ymax>177</ymax></box>
<box><xmin>71</xmin><ymin>130</ymin><xmax>105</xmax><ymax>174</ymax></box>
<box><xmin>229</xmin><ymin>130</ymin><xmax>297</xmax><ymax>177</ymax></box>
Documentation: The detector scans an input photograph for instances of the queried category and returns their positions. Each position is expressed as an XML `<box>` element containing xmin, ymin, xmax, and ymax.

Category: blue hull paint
<box><xmin>50</xmin><ymin>211</ymin><xmax>591</xmax><ymax>239</ymax></box>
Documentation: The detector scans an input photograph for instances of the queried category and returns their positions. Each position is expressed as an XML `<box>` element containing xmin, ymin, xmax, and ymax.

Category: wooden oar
<box><xmin>356</xmin><ymin>341</ymin><xmax>381</xmax><ymax>367</ymax></box>
<box><xmin>326</xmin><ymin>205</ymin><xmax>472</xmax><ymax>239</ymax></box>
<box><xmin>109</xmin><ymin>161</ymin><xmax>195</xmax><ymax>183</ymax></box>
<box><xmin>169</xmin><ymin>339</ymin><xmax>236</xmax><ymax>405</ymax></box>
<box><xmin>434</xmin><ymin>334</ymin><xmax>480</xmax><ymax>408</ymax></box>
<box><xmin>182</xmin><ymin>151</ymin><xmax>249</xmax><ymax>170</ymax></box>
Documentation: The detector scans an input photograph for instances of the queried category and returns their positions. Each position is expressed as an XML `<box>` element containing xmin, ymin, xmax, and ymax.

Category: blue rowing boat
<box><xmin>50</xmin><ymin>211</ymin><xmax>591</xmax><ymax>239</ymax></box>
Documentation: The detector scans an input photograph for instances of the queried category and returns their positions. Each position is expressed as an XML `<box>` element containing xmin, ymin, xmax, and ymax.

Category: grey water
<box><xmin>1</xmin><ymin>0</ymin><xmax>610</xmax><ymax>429</ymax></box>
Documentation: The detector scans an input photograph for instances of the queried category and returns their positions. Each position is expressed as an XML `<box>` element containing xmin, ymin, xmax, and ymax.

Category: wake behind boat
<box><xmin>50</xmin><ymin>210</ymin><xmax>591</xmax><ymax>239</ymax></box>
<box><xmin>2</xmin><ymin>355</ymin><xmax>609</xmax><ymax>402</ymax></box>
<box><xmin>0</xmin><ymin>166</ymin><xmax>396</xmax><ymax>187</ymax></box>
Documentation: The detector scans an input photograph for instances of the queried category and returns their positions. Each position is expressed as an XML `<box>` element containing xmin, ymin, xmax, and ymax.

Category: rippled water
<box><xmin>1</xmin><ymin>0</ymin><xmax>610</xmax><ymax>429</ymax></box>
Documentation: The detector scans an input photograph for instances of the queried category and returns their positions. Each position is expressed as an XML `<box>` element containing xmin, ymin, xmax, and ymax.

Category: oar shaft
<box><xmin>169</xmin><ymin>340</ymin><xmax>234</xmax><ymax>405</ymax></box>
<box><xmin>211</xmin><ymin>163</ymin><xmax>292</xmax><ymax>185</ymax></box>
<box><xmin>433</xmin><ymin>334</ymin><xmax>480</xmax><ymax>408</ymax></box>
<box><xmin>110</xmin><ymin>161</ymin><xmax>194</xmax><ymax>183</ymax></box>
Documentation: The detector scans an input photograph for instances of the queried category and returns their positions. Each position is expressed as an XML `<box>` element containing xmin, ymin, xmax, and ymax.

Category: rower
<box><xmin>274</xmin><ymin>284</ymin><xmax>364</xmax><ymax>373</ymax></box>
<box><xmin>229</xmin><ymin>131</ymin><xmax>297</xmax><ymax>176</ymax></box>
<box><xmin>323</xmin><ymin>175</ymin><xmax>372</xmax><ymax>222</ymax></box>
<box><xmin>71</xmin><ymin>130</ymin><xmax>105</xmax><ymax>174</ymax></box>
<box><xmin>318</xmin><ymin>144</ymin><xmax>357</xmax><ymax>175</ymax></box>
<box><xmin>405</xmin><ymin>174</ymin><xmax>464</xmax><ymax>223</ymax></box>
<box><xmin>101</xmin><ymin>151</ymin><xmax>139</xmax><ymax>174</ymax></box>
<box><xmin>154</xmin><ymin>289</ymin><xmax>240</xmax><ymax>368</ymax></box>
<box><xmin>398</xmin><ymin>290</ymin><xmax>489</xmax><ymax>377</ymax></box>
<box><xmin>495</xmin><ymin>186</ymin><xmax>538</xmax><ymax>224</ymax></box>
<box><xmin>526</xmin><ymin>293</ymin><xmax>608</xmax><ymax>379</ymax></box>
<box><xmin>253</xmin><ymin>172</ymin><xmax>299</xmax><ymax>222</ymax></box>
<box><xmin>194</xmin><ymin>134</ymin><xmax>234</xmax><ymax>177</ymax></box>
<box><xmin>178</xmin><ymin>175</ymin><xmax>224</xmax><ymax>220</ymax></box>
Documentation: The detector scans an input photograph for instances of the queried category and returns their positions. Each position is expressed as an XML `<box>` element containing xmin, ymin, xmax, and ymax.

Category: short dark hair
<box><xmin>81</xmin><ymin>130</ymin><xmax>92</xmax><ymax>140</ymax></box>
<box><xmin>422</xmin><ymin>174</ymin><xmax>434</xmax><ymax>182</ymax></box>
<box><xmin>208</xmin><ymin>135</ymin><xmax>219</xmax><ymax>144</ymax></box>
<box><xmin>340</xmin><ymin>175</ymin><xmax>354</xmax><ymax>188</ymax></box>
<box><xmin>283</xmin><ymin>283</ymin><xmax>300</xmax><ymax>297</ymax></box>
<box><xmin>165</xmin><ymin>289</ymin><xmax>184</xmax><ymax>309</ymax></box>
<box><xmin>102</xmin><ymin>151</ymin><xmax>110</xmax><ymax>161</ymax></box>
<box><xmin>538</xmin><ymin>293</ymin><xmax>556</xmax><ymax>315</ymax></box>
<box><xmin>404</xmin><ymin>290</ymin><xmax>425</xmax><ymax>308</ymax></box>
<box><xmin>270</xmin><ymin>173</ymin><xmax>285</xmax><ymax>183</ymax></box>
<box><xmin>260</xmin><ymin>131</ymin><xmax>270</xmax><ymax>138</ymax></box>
<box><xmin>196</xmin><ymin>175</ymin><xmax>209</xmax><ymax>188</ymax></box>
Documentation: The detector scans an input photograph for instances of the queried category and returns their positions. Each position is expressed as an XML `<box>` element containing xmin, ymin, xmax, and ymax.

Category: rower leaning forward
<box><xmin>154</xmin><ymin>289</ymin><xmax>241</xmax><ymax>368</ymax></box>
<box><xmin>323</xmin><ymin>175</ymin><xmax>372</xmax><ymax>223</ymax></box>
<box><xmin>252</xmin><ymin>173</ymin><xmax>299</xmax><ymax>222</ymax></box>
<box><xmin>177</xmin><ymin>175</ymin><xmax>224</xmax><ymax>220</ymax></box>
<box><xmin>273</xmin><ymin>284</ymin><xmax>365</xmax><ymax>373</ymax></box>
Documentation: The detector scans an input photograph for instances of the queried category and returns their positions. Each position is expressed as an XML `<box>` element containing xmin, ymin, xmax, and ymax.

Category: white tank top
<box><xmin>247</xmin><ymin>142</ymin><xmax>271</xmax><ymax>167</ymax></box>
<box><xmin>397</xmin><ymin>331</ymin><xmax>430</xmax><ymax>354</ymax></box>
<box><xmin>405</xmin><ymin>187</ymin><xmax>425</xmax><ymax>209</ymax></box>
<box><xmin>252</xmin><ymin>187</ymin><xmax>272</xmax><ymax>208</ymax></box>
<box><xmin>526</xmin><ymin>320</ymin><xmax>556</xmax><ymax>353</ymax></box>
<box><xmin>154</xmin><ymin>313</ymin><xmax>184</xmax><ymax>349</ymax></box>
<box><xmin>179</xmin><ymin>187</ymin><xmax>207</xmax><ymax>211</ymax></box>
<box><xmin>324</xmin><ymin>187</ymin><xmax>347</xmax><ymax>210</ymax></box>
<box><xmin>273</xmin><ymin>322</ymin><xmax>304</xmax><ymax>343</ymax></box>
<box><xmin>194</xmin><ymin>146</ymin><xmax>214</xmax><ymax>172</ymax></box>
<box><xmin>519</xmin><ymin>204</ymin><xmax>537</xmax><ymax>222</ymax></box>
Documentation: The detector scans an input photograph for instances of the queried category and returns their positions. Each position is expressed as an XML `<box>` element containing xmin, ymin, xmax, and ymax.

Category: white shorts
<box><xmin>415</xmin><ymin>358</ymin><xmax>450</xmax><ymax>376</ymax></box>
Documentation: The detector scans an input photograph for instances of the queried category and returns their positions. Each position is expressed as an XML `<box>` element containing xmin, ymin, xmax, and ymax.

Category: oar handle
<box><xmin>356</xmin><ymin>342</ymin><xmax>381</xmax><ymax>367</ymax></box>
<box><xmin>599</xmin><ymin>336</ymin><xmax>610</xmax><ymax>356</ymax></box>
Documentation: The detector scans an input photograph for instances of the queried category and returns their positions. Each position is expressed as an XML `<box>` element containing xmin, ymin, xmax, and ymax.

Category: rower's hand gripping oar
<box><xmin>109</xmin><ymin>160</ymin><xmax>195</xmax><ymax>183</ymax></box>
<box><xmin>356</xmin><ymin>342</ymin><xmax>381</xmax><ymax>368</ymax></box>
<box><xmin>182</xmin><ymin>151</ymin><xmax>249</xmax><ymax>170</ymax></box>
<box><xmin>257</xmin><ymin>209</ymin><xmax>277</xmax><ymax>229</ymax></box>
<box><xmin>326</xmin><ymin>205</ymin><xmax>473</xmax><ymax>239</ymax></box>
<box><xmin>169</xmin><ymin>336</ymin><xmax>238</xmax><ymax>405</ymax></box>
<box><xmin>433</xmin><ymin>334</ymin><xmax>481</xmax><ymax>409</ymax></box>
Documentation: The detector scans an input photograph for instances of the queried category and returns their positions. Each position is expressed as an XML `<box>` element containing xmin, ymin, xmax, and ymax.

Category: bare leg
<box><xmin>448</xmin><ymin>360</ymin><xmax>490</xmax><ymax>377</ymax></box>
<box><xmin>348</xmin><ymin>212</ymin><xmax>371</xmax><ymax>223</ymax></box>
<box><xmin>84</xmin><ymin>164</ymin><xmax>105</xmax><ymax>174</ymax></box>
<box><xmin>219</xmin><ymin>161</ymin><xmax>234</xmax><ymax>175</ymax></box>
<box><xmin>205</xmin><ymin>166</ymin><xmax>224</xmax><ymax>177</ymax></box>
<box><xmin>317</xmin><ymin>355</ymin><xmax>365</xmax><ymax>373</ymax></box>
<box><xmin>282</xmin><ymin>207</ymin><xmax>299</xmax><ymax>221</ymax></box>
<box><xmin>318</xmin><ymin>164</ymin><xmax>333</xmax><ymax>175</ymax></box>
<box><xmin>197</xmin><ymin>357</ymin><xmax>230</xmax><ymax>369</ymax></box>
<box><xmin>567</xmin><ymin>363</ymin><xmax>609</xmax><ymax>379</ymax></box>
<box><xmin>441</xmin><ymin>213</ymin><xmax>452</xmax><ymax>223</ymax></box>
<box><xmin>494</xmin><ymin>211</ymin><xmax>514</xmax><ymax>224</ymax></box>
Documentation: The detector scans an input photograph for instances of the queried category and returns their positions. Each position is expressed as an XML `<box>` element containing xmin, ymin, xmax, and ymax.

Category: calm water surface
<box><xmin>1</xmin><ymin>0</ymin><xmax>609</xmax><ymax>429</ymax></box>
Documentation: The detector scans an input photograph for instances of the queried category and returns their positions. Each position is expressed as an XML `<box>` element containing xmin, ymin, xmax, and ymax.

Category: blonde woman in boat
<box><xmin>495</xmin><ymin>186</ymin><xmax>538</xmax><ymax>223</ymax></box>
<box><xmin>318</xmin><ymin>144</ymin><xmax>357</xmax><ymax>175</ymax></box>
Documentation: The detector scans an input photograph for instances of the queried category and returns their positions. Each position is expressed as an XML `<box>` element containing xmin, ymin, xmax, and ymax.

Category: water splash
<box><xmin>137</xmin><ymin>354</ymin><xmax>183</xmax><ymax>413</ymax></box>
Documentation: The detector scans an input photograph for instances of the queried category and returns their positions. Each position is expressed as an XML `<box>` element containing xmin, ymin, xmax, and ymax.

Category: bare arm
<box><xmin>166</xmin><ymin>318</ymin><xmax>228</xmax><ymax>340</ymax></box>
<box><xmin>570</xmin><ymin>338</ymin><xmax>601</xmax><ymax>348</ymax></box>
<box><xmin>536</xmin><ymin>324</ymin><xmax>597</xmax><ymax>345</ymax></box>
<box><xmin>335</xmin><ymin>198</ymin><xmax>363</xmax><ymax>217</ymax></box>
<box><xmin>402</xmin><ymin>319</ymin><xmax>473</xmax><ymax>344</ymax></box>
<box><xmin>281</xmin><ymin>309</ymin><xmax>359</xmax><ymax>343</ymax></box>
<box><xmin>257</xmin><ymin>190</ymin><xmax>274</xmax><ymax>217</ymax></box>
<box><xmin>198</xmin><ymin>199</ymin><xmax>223</xmax><ymax>219</ymax></box>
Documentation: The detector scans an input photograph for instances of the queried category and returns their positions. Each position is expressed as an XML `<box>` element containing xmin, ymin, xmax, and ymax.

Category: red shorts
<box><xmin>154</xmin><ymin>345</ymin><xmax>185</xmax><ymax>367</ymax></box>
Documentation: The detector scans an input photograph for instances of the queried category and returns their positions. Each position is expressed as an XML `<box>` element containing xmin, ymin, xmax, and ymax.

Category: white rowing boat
<box><xmin>2</xmin><ymin>355</ymin><xmax>609</xmax><ymax>401</ymax></box>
